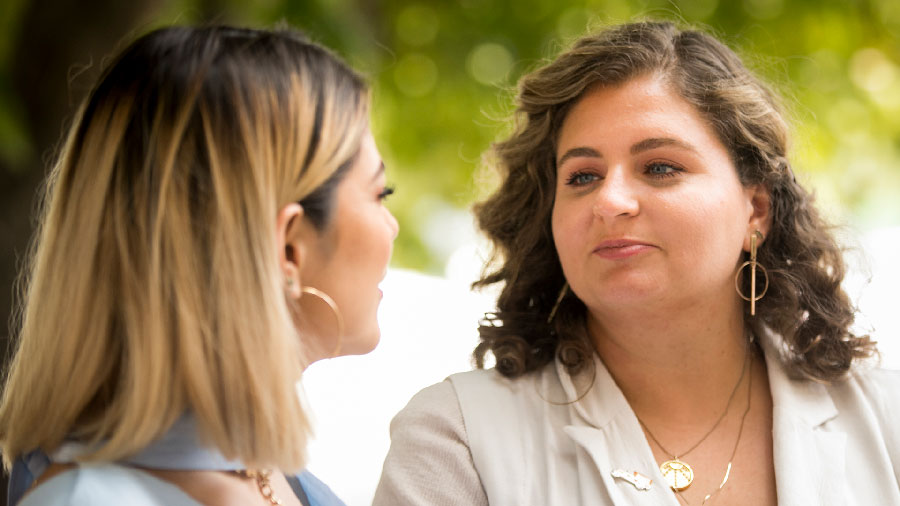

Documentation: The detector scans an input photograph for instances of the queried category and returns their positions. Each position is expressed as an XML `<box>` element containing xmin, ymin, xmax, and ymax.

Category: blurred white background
<box><xmin>302</xmin><ymin>225</ymin><xmax>900</xmax><ymax>506</ymax></box>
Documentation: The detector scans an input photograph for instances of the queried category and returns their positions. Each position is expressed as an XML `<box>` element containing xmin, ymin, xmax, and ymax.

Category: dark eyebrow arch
<box><xmin>630</xmin><ymin>137</ymin><xmax>697</xmax><ymax>155</ymax></box>
<box><xmin>556</xmin><ymin>137</ymin><xmax>697</xmax><ymax>168</ymax></box>
<box><xmin>556</xmin><ymin>147</ymin><xmax>602</xmax><ymax>168</ymax></box>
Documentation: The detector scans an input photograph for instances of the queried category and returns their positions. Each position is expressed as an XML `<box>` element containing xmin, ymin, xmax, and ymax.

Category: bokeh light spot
<box><xmin>556</xmin><ymin>7</ymin><xmax>591</xmax><ymax>40</ymax></box>
<box><xmin>826</xmin><ymin>98</ymin><xmax>871</xmax><ymax>148</ymax></box>
<box><xmin>396</xmin><ymin>4</ymin><xmax>439</xmax><ymax>47</ymax></box>
<box><xmin>466</xmin><ymin>43</ymin><xmax>513</xmax><ymax>85</ymax></box>
<box><xmin>850</xmin><ymin>48</ymin><xmax>897</xmax><ymax>94</ymax></box>
<box><xmin>796</xmin><ymin>50</ymin><xmax>842</xmax><ymax>92</ymax></box>
<box><xmin>678</xmin><ymin>0</ymin><xmax>719</xmax><ymax>20</ymax></box>
<box><xmin>393</xmin><ymin>53</ymin><xmax>438</xmax><ymax>97</ymax></box>
<box><xmin>743</xmin><ymin>0</ymin><xmax>783</xmax><ymax>20</ymax></box>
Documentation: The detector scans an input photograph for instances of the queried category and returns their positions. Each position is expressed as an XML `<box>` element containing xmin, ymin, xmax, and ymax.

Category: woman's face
<box><xmin>296</xmin><ymin>131</ymin><xmax>398</xmax><ymax>360</ymax></box>
<box><xmin>552</xmin><ymin>75</ymin><xmax>764</xmax><ymax>316</ymax></box>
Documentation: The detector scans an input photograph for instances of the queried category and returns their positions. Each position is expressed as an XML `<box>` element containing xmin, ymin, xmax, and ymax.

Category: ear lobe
<box><xmin>744</xmin><ymin>184</ymin><xmax>772</xmax><ymax>250</ymax></box>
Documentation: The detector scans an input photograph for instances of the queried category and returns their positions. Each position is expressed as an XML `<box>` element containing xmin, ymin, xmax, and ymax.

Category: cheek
<box><xmin>327</xmin><ymin>211</ymin><xmax>389</xmax><ymax>349</ymax></box>
<box><xmin>336</xmin><ymin>208</ymin><xmax>395</xmax><ymax>292</ymax></box>
<box><xmin>361</xmin><ymin>212</ymin><xmax>394</xmax><ymax>272</ymax></box>
<box><xmin>551</xmin><ymin>205</ymin><xmax>568</xmax><ymax>258</ymax></box>
<box><xmin>551</xmin><ymin>201</ymin><xmax>584</xmax><ymax>271</ymax></box>
<box><xmin>657</xmin><ymin>192</ymin><xmax>746</xmax><ymax>268</ymax></box>
<box><xmin>379</xmin><ymin>210</ymin><xmax>397</xmax><ymax>256</ymax></box>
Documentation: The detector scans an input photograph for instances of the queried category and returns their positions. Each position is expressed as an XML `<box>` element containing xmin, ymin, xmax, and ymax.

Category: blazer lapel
<box><xmin>553</xmin><ymin>337</ymin><xmax>849</xmax><ymax>505</ymax></box>
<box><xmin>763</xmin><ymin>337</ymin><xmax>847</xmax><ymax>505</ymax></box>
<box><xmin>557</xmin><ymin>357</ymin><xmax>680</xmax><ymax>505</ymax></box>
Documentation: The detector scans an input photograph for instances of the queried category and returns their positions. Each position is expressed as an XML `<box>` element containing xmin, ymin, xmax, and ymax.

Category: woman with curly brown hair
<box><xmin>374</xmin><ymin>21</ymin><xmax>899</xmax><ymax>506</ymax></box>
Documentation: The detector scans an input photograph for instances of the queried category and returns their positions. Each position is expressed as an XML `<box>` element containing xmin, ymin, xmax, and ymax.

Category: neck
<box><xmin>588</xmin><ymin>297</ymin><xmax>751</xmax><ymax>427</ymax></box>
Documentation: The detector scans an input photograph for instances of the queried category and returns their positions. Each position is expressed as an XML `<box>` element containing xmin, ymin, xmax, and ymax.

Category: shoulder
<box><xmin>295</xmin><ymin>471</ymin><xmax>346</xmax><ymax>506</ymax></box>
<box><xmin>401</xmin><ymin>369</ymin><xmax>542</xmax><ymax>439</ymax></box>
<box><xmin>829</xmin><ymin>366</ymin><xmax>900</xmax><ymax>417</ymax></box>
<box><xmin>447</xmin><ymin>367</ymin><xmax>521</xmax><ymax>396</ymax></box>
<box><xmin>818</xmin><ymin>366</ymin><xmax>900</xmax><ymax>456</ymax></box>
<box><xmin>386</xmin><ymin>377</ymin><xmax>469</xmax><ymax>451</ymax></box>
<box><xmin>374</xmin><ymin>376</ymin><xmax>489</xmax><ymax>506</ymax></box>
<box><xmin>851</xmin><ymin>366</ymin><xmax>900</xmax><ymax>391</ymax></box>
<box><xmin>399</xmin><ymin>367</ymin><xmax>542</xmax><ymax>408</ymax></box>
<box><xmin>829</xmin><ymin>366</ymin><xmax>900</xmax><ymax>404</ymax></box>
<box><xmin>827</xmin><ymin>367</ymin><xmax>900</xmax><ymax>475</ymax></box>
<box><xmin>448</xmin><ymin>366</ymin><xmax>560</xmax><ymax>425</ymax></box>
<box><xmin>389</xmin><ymin>368</ymin><xmax>537</xmax><ymax>429</ymax></box>
<box><xmin>19</xmin><ymin>463</ymin><xmax>199</xmax><ymax>506</ymax></box>
<box><xmin>394</xmin><ymin>377</ymin><xmax>464</xmax><ymax>421</ymax></box>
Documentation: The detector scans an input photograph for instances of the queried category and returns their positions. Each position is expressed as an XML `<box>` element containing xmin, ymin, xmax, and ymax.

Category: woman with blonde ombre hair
<box><xmin>0</xmin><ymin>25</ymin><xmax>397</xmax><ymax>505</ymax></box>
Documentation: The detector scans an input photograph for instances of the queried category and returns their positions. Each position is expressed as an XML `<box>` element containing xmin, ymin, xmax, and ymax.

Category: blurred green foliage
<box><xmin>2</xmin><ymin>0</ymin><xmax>898</xmax><ymax>273</ymax></box>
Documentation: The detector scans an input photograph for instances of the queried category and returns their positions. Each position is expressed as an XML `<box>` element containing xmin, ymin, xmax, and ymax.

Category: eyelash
<box><xmin>565</xmin><ymin>172</ymin><xmax>598</xmax><ymax>186</ymax></box>
<box><xmin>378</xmin><ymin>185</ymin><xmax>395</xmax><ymax>201</ymax></box>
<box><xmin>563</xmin><ymin>162</ymin><xmax>683</xmax><ymax>186</ymax></box>
<box><xmin>646</xmin><ymin>161</ymin><xmax>683</xmax><ymax>179</ymax></box>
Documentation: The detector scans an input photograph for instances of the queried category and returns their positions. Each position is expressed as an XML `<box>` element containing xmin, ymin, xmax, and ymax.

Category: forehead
<box><xmin>343</xmin><ymin>131</ymin><xmax>380</xmax><ymax>176</ymax></box>
<box><xmin>557</xmin><ymin>75</ymin><xmax>720</xmax><ymax>151</ymax></box>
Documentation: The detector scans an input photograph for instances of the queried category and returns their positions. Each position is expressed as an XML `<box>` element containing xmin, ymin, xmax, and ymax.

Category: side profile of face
<box><xmin>282</xmin><ymin>131</ymin><xmax>398</xmax><ymax>362</ymax></box>
<box><xmin>551</xmin><ymin>74</ymin><xmax>768</xmax><ymax>318</ymax></box>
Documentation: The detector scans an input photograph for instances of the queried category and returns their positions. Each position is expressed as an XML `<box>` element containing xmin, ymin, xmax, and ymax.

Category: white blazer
<box><xmin>448</xmin><ymin>333</ymin><xmax>900</xmax><ymax>505</ymax></box>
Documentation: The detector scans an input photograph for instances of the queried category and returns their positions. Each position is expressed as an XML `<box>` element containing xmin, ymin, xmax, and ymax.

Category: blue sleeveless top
<box><xmin>8</xmin><ymin>415</ymin><xmax>345</xmax><ymax>506</ymax></box>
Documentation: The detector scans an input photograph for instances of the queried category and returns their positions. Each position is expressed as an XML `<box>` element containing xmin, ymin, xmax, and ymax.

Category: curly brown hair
<box><xmin>473</xmin><ymin>21</ymin><xmax>874</xmax><ymax>382</ymax></box>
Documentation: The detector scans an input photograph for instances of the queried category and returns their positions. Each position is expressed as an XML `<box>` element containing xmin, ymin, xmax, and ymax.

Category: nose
<box><xmin>591</xmin><ymin>167</ymin><xmax>640</xmax><ymax>220</ymax></box>
<box><xmin>387</xmin><ymin>209</ymin><xmax>399</xmax><ymax>240</ymax></box>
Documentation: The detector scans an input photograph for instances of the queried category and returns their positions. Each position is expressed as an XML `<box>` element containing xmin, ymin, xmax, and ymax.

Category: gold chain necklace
<box><xmin>676</xmin><ymin>361</ymin><xmax>753</xmax><ymax>505</ymax></box>
<box><xmin>236</xmin><ymin>469</ymin><xmax>284</xmax><ymax>505</ymax></box>
<box><xmin>636</xmin><ymin>353</ymin><xmax>749</xmax><ymax>491</ymax></box>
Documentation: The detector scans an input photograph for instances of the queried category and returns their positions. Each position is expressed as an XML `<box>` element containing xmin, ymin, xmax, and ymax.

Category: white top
<box><xmin>374</xmin><ymin>332</ymin><xmax>900</xmax><ymax>505</ymax></box>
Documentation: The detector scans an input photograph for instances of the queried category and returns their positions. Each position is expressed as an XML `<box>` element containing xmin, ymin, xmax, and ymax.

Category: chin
<box><xmin>357</xmin><ymin>332</ymin><xmax>381</xmax><ymax>355</ymax></box>
<box><xmin>339</xmin><ymin>329</ymin><xmax>381</xmax><ymax>357</ymax></box>
<box><xmin>585</xmin><ymin>283</ymin><xmax>665</xmax><ymax>310</ymax></box>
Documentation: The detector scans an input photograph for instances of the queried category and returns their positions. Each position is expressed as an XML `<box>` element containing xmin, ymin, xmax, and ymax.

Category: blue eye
<box><xmin>646</xmin><ymin>162</ymin><xmax>681</xmax><ymax>178</ymax></box>
<box><xmin>378</xmin><ymin>186</ymin><xmax>395</xmax><ymax>201</ymax></box>
<box><xmin>565</xmin><ymin>172</ymin><xmax>600</xmax><ymax>186</ymax></box>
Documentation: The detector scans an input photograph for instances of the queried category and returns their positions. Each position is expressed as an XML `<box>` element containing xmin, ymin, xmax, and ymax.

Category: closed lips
<box><xmin>593</xmin><ymin>239</ymin><xmax>653</xmax><ymax>251</ymax></box>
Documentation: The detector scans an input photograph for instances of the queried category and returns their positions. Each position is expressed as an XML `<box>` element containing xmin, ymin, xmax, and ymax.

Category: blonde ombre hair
<box><xmin>0</xmin><ymin>25</ymin><xmax>369</xmax><ymax>471</ymax></box>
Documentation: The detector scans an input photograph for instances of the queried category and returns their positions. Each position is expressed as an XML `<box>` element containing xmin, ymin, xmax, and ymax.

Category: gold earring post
<box><xmin>750</xmin><ymin>232</ymin><xmax>758</xmax><ymax>316</ymax></box>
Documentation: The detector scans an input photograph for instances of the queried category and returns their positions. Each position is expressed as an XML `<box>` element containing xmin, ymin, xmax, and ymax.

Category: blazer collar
<box><xmin>760</xmin><ymin>327</ymin><xmax>838</xmax><ymax>427</ymax></box>
<box><xmin>760</xmin><ymin>329</ymin><xmax>847</xmax><ymax>505</ymax></box>
<box><xmin>555</xmin><ymin>329</ymin><xmax>842</xmax><ymax>430</ymax></box>
<box><xmin>555</xmin><ymin>329</ymin><xmax>847</xmax><ymax>505</ymax></box>
<box><xmin>555</xmin><ymin>353</ymin><xmax>631</xmax><ymax>429</ymax></box>
<box><xmin>556</xmin><ymin>355</ymin><xmax>678</xmax><ymax>504</ymax></box>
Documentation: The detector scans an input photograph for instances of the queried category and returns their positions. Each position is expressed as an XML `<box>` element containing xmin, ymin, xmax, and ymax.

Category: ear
<box><xmin>743</xmin><ymin>183</ymin><xmax>772</xmax><ymax>251</ymax></box>
<box><xmin>276</xmin><ymin>203</ymin><xmax>306</xmax><ymax>299</ymax></box>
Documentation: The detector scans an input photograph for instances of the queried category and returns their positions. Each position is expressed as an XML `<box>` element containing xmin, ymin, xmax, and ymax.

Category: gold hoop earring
<box><xmin>547</xmin><ymin>282</ymin><xmax>569</xmax><ymax>324</ymax></box>
<box><xmin>301</xmin><ymin>286</ymin><xmax>344</xmax><ymax>357</ymax></box>
<box><xmin>734</xmin><ymin>230</ymin><xmax>769</xmax><ymax>316</ymax></box>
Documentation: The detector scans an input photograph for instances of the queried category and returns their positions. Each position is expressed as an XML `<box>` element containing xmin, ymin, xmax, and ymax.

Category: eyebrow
<box><xmin>556</xmin><ymin>147</ymin><xmax>601</xmax><ymax>168</ymax></box>
<box><xmin>629</xmin><ymin>137</ymin><xmax>697</xmax><ymax>155</ymax></box>
<box><xmin>556</xmin><ymin>137</ymin><xmax>698</xmax><ymax>167</ymax></box>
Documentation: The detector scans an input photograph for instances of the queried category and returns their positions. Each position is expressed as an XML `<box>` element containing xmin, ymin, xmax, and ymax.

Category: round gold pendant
<box><xmin>660</xmin><ymin>459</ymin><xmax>694</xmax><ymax>491</ymax></box>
